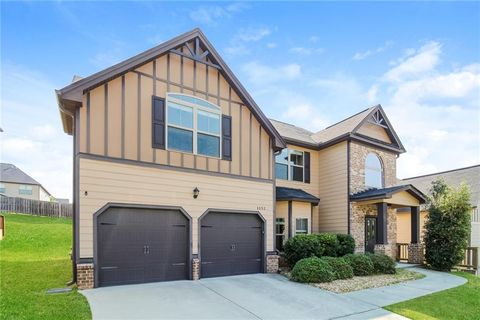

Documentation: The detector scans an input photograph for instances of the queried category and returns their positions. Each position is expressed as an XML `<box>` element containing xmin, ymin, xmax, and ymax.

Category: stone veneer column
<box><xmin>76</xmin><ymin>263</ymin><xmax>94</xmax><ymax>289</ymax></box>
<box><xmin>266</xmin><ymin>254</ymin><xmax>279</xmax><ymax>273</ymax></box>
<box><xmin>408</xmin><ymin>243</ymin><xmax>424</xmax><ymax>264</ymax></box>
<box><xmin>192</xmin><ymin>257</ymin><xmax>200</xmax><ymax>280</ymax></box>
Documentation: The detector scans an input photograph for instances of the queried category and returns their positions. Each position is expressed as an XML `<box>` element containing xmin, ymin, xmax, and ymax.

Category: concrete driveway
<box><xmin>81</xmin><ymin>274</ymin><xmax>403</xmax><ymax>319</ymax></box>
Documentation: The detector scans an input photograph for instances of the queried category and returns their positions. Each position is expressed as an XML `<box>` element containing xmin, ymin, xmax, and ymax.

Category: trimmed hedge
<box><xmin>336</xmin><ymin>234</ymin><xmax>355</xmax><ymax>256</ymax></box>
<box><xmin>283</xmin><ymin>235</ymin><xmax>324</xmax><ymax>266</ymax></box>
<box><xmin>291</xmin><ymin>257</ymin><xmax>335</xmax><ymax>283</ymax></box>
<box><xmin>344</xmin><ymin>254</ymin><xmax>375</xmax><ymax>276</ymax></box>
<box><xmin>283</xmin><ymin>233</ymin><xmax>355</xmax><ymax>265</ymax></box>
<box><xmin>366</xmin><ymin>253</ymin><xmax>396</xmax><ymax>274</ymax></box>
<box><xmin>321</xmin><ymin>257</ymin><xmax>354</xmax><ymax>280</ymax></box>
<box><xmin>315</xmin><ymin>233</ymin><xmax>339</xmax><ymax>257</ymax></box>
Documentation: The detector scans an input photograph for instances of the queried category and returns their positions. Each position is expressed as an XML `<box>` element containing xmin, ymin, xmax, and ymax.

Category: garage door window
<box><xmin>295</xmin><ymin>218</ymin><xmax>308</xmax><ymax>235</ymax></box>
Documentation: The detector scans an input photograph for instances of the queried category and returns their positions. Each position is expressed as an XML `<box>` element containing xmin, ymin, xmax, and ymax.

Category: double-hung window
<box><xmin>19</xmin><ymin>185</ymin><xmax>33</xmax><ymax>195</ymax></box>
<box><xmin>275</xmin><ymin>149</ymin><xmax>304</xmax><ymax>182</ymax></box>
<box><xmin>295</xmin><ymin>218</ymin><xmax>309</xmax><ymax>235</ymax></box>
<box><xmin>166</xmin><ymin>93</ymin><xmax>221</xmax><ymax>158</ymax></box>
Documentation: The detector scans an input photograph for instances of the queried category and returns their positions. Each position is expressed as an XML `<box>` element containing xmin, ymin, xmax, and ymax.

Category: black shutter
<box><xmin>222</xmin><ymin>115</ymin><xmax>232</xmax><ymax>160</ymax></box>
<box><xmin>304</xmin><ymin>151</ymin><xmax>310</xmax><ymax>183</ymax></box>
<box><xmin>152</xmin><ymin>96</ymin><xmax>165</xmax><ymax>149</ymax></box>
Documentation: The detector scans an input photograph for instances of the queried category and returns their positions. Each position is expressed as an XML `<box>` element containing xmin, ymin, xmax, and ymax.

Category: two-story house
<box><xmin>57</xmin><ymin>29</ymin><xmax>426</xmax><ymax>289</ymax></box>
<box><xmin>0</xmin><ymin>163</ymin><xmax>51</xmax><ymax>201</ymax></box>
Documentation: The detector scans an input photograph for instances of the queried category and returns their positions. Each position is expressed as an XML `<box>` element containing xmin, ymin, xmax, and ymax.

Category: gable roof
<box><xmin>276</xmin><ymin>186</ymin><xmax>320</xmax><ymax>204</ymax></box>
<box><xmin>350</xmin><ymin>184</ymin><xmax>426</xmax><ymax>204</ymax></box>
<box><xmin>56</xmin><ymin>28</ymin><xmax>286</xmax><ymax>150</ymax></box>
<box><xmin>270</xmin><ymin>105</ymin><xmax>406</xmax><ymax>153</ymax></box>
<box><xmin>402</xmin><ymin>165</ymin><xmax>480</xmax><ymax>207</ymax></box>
<box><xmin>0</xmin><ymin>163</ymin><xmax>51</xmax><ymax>195</ymax></box>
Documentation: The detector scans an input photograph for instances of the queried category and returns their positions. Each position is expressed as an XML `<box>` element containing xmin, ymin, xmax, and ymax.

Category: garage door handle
<box><xmin>201</xmin><ymin>262</ymin><xmax>213</xmax><ymax>265</ymax></box>
<box><xmin>172</xmin><ymin>263</ymin><xmax>186</xmax><ymax>266</ymax></box>
<box><xmin>101</xmin><ymin>266</ymin><xmax>118</xmax><ymax>270</ymax></box>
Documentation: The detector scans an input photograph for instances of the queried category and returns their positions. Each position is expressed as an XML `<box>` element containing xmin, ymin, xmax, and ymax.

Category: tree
<box><xmin>424</xmin><ymin>179</ymin><xmax>471</xmax><ymax>271</ymax></box>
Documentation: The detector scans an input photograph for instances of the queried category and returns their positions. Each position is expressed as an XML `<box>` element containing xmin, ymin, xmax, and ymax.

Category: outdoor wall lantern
<box><xmin>193</xmin><ymin>187</ymin><xmax>200</xmax><ymax>199</ymax></box>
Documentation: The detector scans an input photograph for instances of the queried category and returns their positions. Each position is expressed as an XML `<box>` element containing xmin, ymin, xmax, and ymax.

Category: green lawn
<box><xmin>385</xmin><ymin>272</ymin><xmax>480</xmax><ymax>320</ymax></box>
<box><xmin>0</xmin><ymin>213</ymin><xmax>91</xmax><ymax>320</ymax></box>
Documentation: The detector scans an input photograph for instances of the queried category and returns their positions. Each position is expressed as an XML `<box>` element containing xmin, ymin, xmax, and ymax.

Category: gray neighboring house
<box><xmin>0</xmin><ymin>163</ymin><xmax>52</xmax><ymax>201</ymax></box>
<box><xmin>402</xmin><ymin>165</ymin><xmax>480</xmax><ymax>247</ymax></box>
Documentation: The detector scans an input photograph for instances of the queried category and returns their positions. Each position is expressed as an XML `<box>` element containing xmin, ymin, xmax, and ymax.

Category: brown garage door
<box><xmin>200</xmin><ymin>212</ymin><xmax>263</xmax><ymax>278</ymax></box>
<box><xmin>97</xmin><ymin>207</ymin><xmax>189</xmax><ymax>287</ymax></box>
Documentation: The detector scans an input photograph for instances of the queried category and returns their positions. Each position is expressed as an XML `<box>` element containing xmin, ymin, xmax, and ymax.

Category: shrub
<box><xmin>336</xmin><ymin>234</ymin><xmax>355</xmax><ymax>256</ymax></box>
<box><xmin>321</xmin><ymin>257</ymin><xmax>354</xmax><ymax>279</ymax></box>
<box><xmin>315</xmin><ymin>233</ymin><xmax>339</xmax><ymax>257</ymax></box>
<box><xmin>366</xmin><ymin>253</ymin><xmax>396</xmax><ymax>274</ymax></box>
<box><xmin>283</xmin><ymin>234</ymin><xmax>324</xmax><ymax>266</ymax></box>
<box><xmin>291</xmin><ymin>257</ymin><xmax>335</xmax><ymax>283</ymax></box>
<box><xmin>424</xmin><ymin>180</ymin><xmax>471</xmax><ymax>271</ymax></box>
<box><xmin>344</xmin><ymin>254</ymin><xmax>375</xmax><ymax>276</ymax></box>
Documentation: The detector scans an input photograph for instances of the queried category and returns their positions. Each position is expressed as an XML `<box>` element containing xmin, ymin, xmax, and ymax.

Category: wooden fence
<box><xmin>396</xmin><ymin>243</ymin><xmax>409</xmax><ymax>262</ymax></box>
<box><xmin>0</xmin><ymin>196</ymin><xmax>72</xmax><ymax>218</ymax></box>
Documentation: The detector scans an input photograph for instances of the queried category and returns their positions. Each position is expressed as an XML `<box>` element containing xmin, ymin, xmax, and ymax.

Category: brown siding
<box><xmin>79</xmin><ymin>50</ymin><xmax>272</xmax><ymax>180</ymax></box>
<box><xmin>357</xmin><ymin>123</ymin><xmax>392</xmax><ymax>144</ymax></box>
<box><xmin>78</xmin><ymin>157</ymin><xmax>274</xmax><ymax>257</ymax></box>
<box><xmin>317</xmin><ymin>142</ymin><xmax>349</xmax><ymax>233</ymax></box>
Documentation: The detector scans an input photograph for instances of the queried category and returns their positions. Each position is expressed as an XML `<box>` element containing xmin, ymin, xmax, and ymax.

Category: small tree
<box><xmin>424</xmin><ymin>179</ymin><xmax>471</xmax><ymax>271</ymax></box>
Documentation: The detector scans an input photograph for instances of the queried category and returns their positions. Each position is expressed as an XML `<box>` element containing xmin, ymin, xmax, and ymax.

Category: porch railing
<box><xmin>396</xmin><ymin>243</ymin><xmax>409</xmax><ymax>262</ymax></box>
<box><xmin>458</xmin><ymin>247</ymin><xmax>478</xmax><ymax>271</ymax></box>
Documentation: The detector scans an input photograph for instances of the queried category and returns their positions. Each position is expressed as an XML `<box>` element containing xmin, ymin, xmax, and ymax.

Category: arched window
<box><xmin>365</xmin><ymin>153</ymin><xmax>383</xmax><ymax>189</ymax></box>
<box><xmin>166</xmin><ymin>93</ymin><xmax>221</xmax><ymax>157</ymax></box>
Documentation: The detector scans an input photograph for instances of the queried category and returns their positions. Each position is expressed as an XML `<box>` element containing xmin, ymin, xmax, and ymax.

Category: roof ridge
<box><xmin>403</xmin><ymin>164</ymin><xmax>480</xmax><ymax>180</ymax></box>
<box><xmin>318</xmin><ymin>105</ymin><xmax>377</xmax><ymax>132</ymax></box>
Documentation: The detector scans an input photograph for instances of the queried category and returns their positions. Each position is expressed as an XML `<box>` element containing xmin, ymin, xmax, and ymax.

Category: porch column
<box><xmin>288</xmin><ymin>201</ymin><xmax>292</xmax><ymax>238</ymax></box>
<box><xmin>411</xmin><ymin>206</ymin><xmax>420</xmax><ymax>244</ymax></box>
<box><xmin>376</xmin><ymin>203</ymin><xmax>388</xmax><ymax>244</ymax></box>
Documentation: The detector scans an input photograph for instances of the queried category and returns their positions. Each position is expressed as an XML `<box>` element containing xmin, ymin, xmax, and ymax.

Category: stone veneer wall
<box><xmin>266</xmin><ymin>254</ymin><xmax>279</xmax><ymax>273</ymax></box>
<box><xmin>349</xmin><ymin>142</ymin><xmax>397</xmax><ymax>194</ymax></box>
<box><xmin>350</xmin><ymin>204</ymin><xmax>398</xmax><ymax>259</ymax></box>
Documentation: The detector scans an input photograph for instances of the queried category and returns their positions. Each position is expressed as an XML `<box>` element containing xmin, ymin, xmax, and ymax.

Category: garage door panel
<box><xmin>201</xmin><ymin>212</ymin><xmax>263</xmax><ymax>278</ymax></box>
<box><xmin>97</xmin><ymin>207</ymin><xmax>189</xmax><ymax>287</ymax></box>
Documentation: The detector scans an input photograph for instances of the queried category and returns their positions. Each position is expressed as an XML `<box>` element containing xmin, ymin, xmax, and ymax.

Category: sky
<box><xmin>1</xmin><ymin>1</ymin><xmax>479</xmax><ymax>201</ymax></box>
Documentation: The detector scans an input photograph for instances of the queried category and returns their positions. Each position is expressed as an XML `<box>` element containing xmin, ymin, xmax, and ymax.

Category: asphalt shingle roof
<box><xmin>0</xmin><ymin>163</ymin><xmax>40</xmax><ymax>185</ymax></box>
<box><xmin>402</xmin><ymin>165</ymin><xmax>480</xmax><ymax>207</ymax></box>
<box><xmin>276</xmin><ymin>186</ymin><xmax>320</xmax><ymax>204</ymax></box>
<box><xmin>350</xmin><ymin>184</ymin><xmax>426</xmax><ymax>203</ymax></box>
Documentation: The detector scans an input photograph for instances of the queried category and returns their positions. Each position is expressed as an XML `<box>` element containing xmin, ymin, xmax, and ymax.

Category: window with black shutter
<box><xmin>222</xmin><ymin>115</ymin><xmax>232</xmax><ymax>160</ymax></box>
<box><xmin>304</xmin><ymin>151</ymin><xmax>311</xmax><ymax>183</ymax></box>
<box><xmin>152</xmin><ymin>96</ymin><xmax>165</xmax><ymax>149</ymax></box>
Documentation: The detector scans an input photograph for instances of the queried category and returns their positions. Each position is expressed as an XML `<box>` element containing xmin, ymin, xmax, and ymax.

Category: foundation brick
<box><xmin>76</xmin><ymin>263</ymin><xmax>94</xmax><ymax>290</ymax></box>
<box><xmin>266</xmin><ymin>254</ymin><xmax>279</xmax><ymax>273</ymax></box>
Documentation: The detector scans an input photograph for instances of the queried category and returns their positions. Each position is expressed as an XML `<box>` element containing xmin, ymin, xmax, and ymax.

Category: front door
<box><xmin>365</xmin><ymin>216</ymin><xmax>377</xmax><ymax>253</ymax></box>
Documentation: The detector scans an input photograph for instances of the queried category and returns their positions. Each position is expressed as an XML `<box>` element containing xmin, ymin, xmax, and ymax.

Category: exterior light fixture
<box><xmin>193</xmin><ymin>187</ymin><xmax>200</xmax><ymax>199</ymax></box>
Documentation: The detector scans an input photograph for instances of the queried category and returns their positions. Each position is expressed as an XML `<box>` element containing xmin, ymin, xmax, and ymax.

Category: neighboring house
<box><xmin>56</xmin><ymin>198</ymin><xmax>71</xmax><ymax>204</ymax></box>
<box><xmin>0</xmin><ymin>163</ymin><xmax>51</xmax><ymax>201</ymax></box>
<box><xmin>399</xmin><ymin>165</ymin><xmax>480</xmax><ymax>247</ymax></box>
<box><xmin>57</xmin><ymin>28</ymin><xmax>425</xmax><ymax>289</ymax></box>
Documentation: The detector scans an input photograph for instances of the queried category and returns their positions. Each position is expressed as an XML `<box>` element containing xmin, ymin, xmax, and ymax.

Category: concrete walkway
<box><xmin>81</xmin><ymin>267</ymin><xmax>466</xmax><ymax>319</ymax></box>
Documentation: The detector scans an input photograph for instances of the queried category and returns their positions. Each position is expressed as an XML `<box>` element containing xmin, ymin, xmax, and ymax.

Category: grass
<box><xmin>0</xmin><ymin>213</ymin><xmax>91</xmax><ymax>320</ymax></box>
<box><xmin>385</xmin><ymin>272</ymin><xmax>480</xmax><ymax>320</ymax></box>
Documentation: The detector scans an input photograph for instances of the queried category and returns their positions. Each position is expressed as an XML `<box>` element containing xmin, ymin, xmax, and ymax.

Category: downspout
<box><xmin>347</xmin><ymin>140</ymin><xmax>351</xmax><ymax>235</ymax></box>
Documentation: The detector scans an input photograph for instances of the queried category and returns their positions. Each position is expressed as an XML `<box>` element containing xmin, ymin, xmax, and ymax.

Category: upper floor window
<box><xmin>19</xmin><ymin>185</ymin><xmax>33</xmax><ymax>195</ymax></box>
<box><xmin>365</xmin><ymin>153</ymin><xmax>383</xmax><ymax>189</ymax></box>
<box><xmin>275</xmin><ymin>149</ymin><xmax>304</xmax><ymax>182</ymax></box>
<box><xmin>166</xmin><ymin>93</ymin><xmax>221</xmax><ymax>158</ymax></box>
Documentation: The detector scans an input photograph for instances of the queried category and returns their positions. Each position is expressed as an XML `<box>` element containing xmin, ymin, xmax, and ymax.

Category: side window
<box><xmin>295</xmin><ymin>218</ymin><xmax>309</xmax><ymax>235</ymax></box>
<box><xmin>365</xmin><ymin>153</ymin><xmax>383</xmax><ymax>189</ymax></box>
<box><xmin>275</xmin><ymin>149</ymin><xmax>289</xmax><ymax>180</ymax></box>
<box><xmin>19</xmin><ymin>185</ymin><xmax>33</xmax><ymax>195</ymax></box>
<box><xmin>0</xmin><ymin>183</ymin><xmax>5</xmax><ymax>193</ymax></box>
<box><xmin>275</xmin><ymin>149</ymin><xmax>309</xmax><ymax>183</ymax></box>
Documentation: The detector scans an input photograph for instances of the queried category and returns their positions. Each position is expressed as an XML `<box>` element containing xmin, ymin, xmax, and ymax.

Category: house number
<box><xmin>257</xmin><ymin>206</ymin><xmax>266</xmax><ymax>211</ymax></box>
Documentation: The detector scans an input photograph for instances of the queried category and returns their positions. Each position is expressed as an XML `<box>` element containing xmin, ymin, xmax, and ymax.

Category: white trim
<box><xmin>166</xmin><ymin>92</ymin><xmax>222</xmax><ymax>159</ymax></box>
<box><xmin>295</xmin><ymin>218</ymin><xmax>308</xmax><ymax>235</ymax></box>
<box><xmin>275</xmin><ymin>148</ymin><xmax>305</xmax><ymax>182</ymax></box>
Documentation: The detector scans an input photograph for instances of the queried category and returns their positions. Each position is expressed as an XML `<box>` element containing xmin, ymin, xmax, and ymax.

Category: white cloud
<box><xmin>1</xmin><ymin>64</ymin><xmax>73</xmax><ymax>200</ymax></box>
<box><xmin>289</xmin><ymin>47</ymin><xmax>324</xmax><ymax>55</ymax></box>
<box><xmin>353</xmin><ymin>41</ymin><xmax>393</xmax><ymax>61</ymax></box>
<box><xmin>280</xmin><ymin>102</ymin><xmax>331</xmax><ymax>132</ymax></box>
<box><xmin>224</xmin><ymin>26</ymin><xmax>275</xmax><ymax>56</ymax></box>
<box><xmin>367</xmin><ymin>85</ymin><xmax>378</xmax><ymax>103</ymax></box>
<box><xmin>242</xmin><ymin>61</ymin><xmax>301</xmax><ymax>85</ymax></box>
<box><xmin>189</xmin><ymin>2</ymin><xmax>248</xmax><ymax>25</ymax></box>
<box><xmin>384</xmin><ymin>41</ymin><xmax>441</xmax><ymax>81</ymax></box>
<box><xmin>266</xmin><ymin>42</ymin><xmax>277</xmax><ymax>49</ymax></box>
<box><xmin>371</xmin><ymin>41</ymin><xmax>480</xmax><ymax>178</ymax></box>
<box><xmin>237</xmin><ymin>27</ymin><xmax>272</xmax><ymax>42</ymax></box>
<box><xmin>309</xmin><ymin>36</ymin><xmax>319</xmax><ymax>43</ymax></box>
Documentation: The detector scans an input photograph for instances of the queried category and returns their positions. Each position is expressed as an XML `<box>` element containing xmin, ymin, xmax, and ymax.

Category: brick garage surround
<box><xmin>76</xmin><ymin>263</ymin><xmax>94</xmax><ymax>289</ymax></box>
<box><xmin>192</xmin><ymin>258</ymin><xmax>200</xmax><ymax>280</ymax></box>
<box><xmin>350</xmin><ymin>203</ymin><xmax>398</xmax><ymax>259</ymax></box>
<box><xmin>266</xmin><ymin>254</ymin><xmax>279</xmax><ymax>273</ymax></box>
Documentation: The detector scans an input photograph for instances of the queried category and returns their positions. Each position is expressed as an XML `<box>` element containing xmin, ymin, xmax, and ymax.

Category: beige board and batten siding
<box><xmin>275</xmin><ymin>144</ymin><xmax>320</xmax><ymax>232</ymax></box>
<box><xmin>356</xmin><ymin>123</ymin><xmax>392</xmax><ymax>144</ymax></box>
<box><xmin>77</xmin><ymin>52</ymin><xmax>273</xmax><ymax>180</ymax></box>
<box><xmin>78</xmin><ymin>157</ymin><xmax>274</xmax><ymax>258</ymax></box>
<box><xmin>275</xmin><ymin>201</ymin><xmax>312</xmax><ymax>239</ymax></box>
<box><xmin>317</xmin><ymin>141</ymin><xmax>349</xmax><ymax>234</ymax></box>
